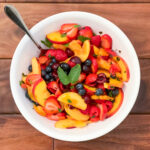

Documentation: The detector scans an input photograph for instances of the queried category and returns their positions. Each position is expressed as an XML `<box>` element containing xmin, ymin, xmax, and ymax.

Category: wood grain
<box><xmin>0</xmin><ymin>114</ymin><xmax>53</xmax><ymax>150</ymax></box>
<box><xmin>0</xmin><ymin>58</ymin><xmax>149</xmax><ymax>114</ymax></box>
<box><xmin>5</xmin><ymin>0</ymin><xmax>150</xmax><ymax>3</ymax></box>
<box><xmin>54</xmin><ymin>114</ymin><xmax>150</xmax><ymax>150</ymax></box>
<box><xmin>0</xmin><ymin>3</ymin><xmax>150</xmax><ymax>58</ymax></box>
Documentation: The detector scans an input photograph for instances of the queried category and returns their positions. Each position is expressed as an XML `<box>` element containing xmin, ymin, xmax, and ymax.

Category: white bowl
<box><xmin>10</xmin><ymin>11</ymin><xmax>140</xmax><ymax>142</ymax></box>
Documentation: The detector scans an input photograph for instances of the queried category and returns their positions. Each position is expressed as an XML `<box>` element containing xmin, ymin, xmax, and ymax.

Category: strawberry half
<box><xmin>60</xmin><ymin>23</ymin><xmax>77</xmax><ymax>33</ymax></box>
<box><xmin>101</xmin><ymin>34</ymin><xmax>112</xmax><ymax>49</ymax></box>
<box><xmin>79</xmin><ymin>26</ymin><xmax>93</xmax><ymax>38</ymax></box>
<box><xmin>91</xmin><ymin>35</ymin><xmax>101</xmax><ymax>47</ymax></box>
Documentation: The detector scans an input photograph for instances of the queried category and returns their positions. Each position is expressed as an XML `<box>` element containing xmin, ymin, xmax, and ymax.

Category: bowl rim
<box><xmin>10</xmin><ymin>11</ymin><xmax>140</xmax><ymax>142</ymax></box>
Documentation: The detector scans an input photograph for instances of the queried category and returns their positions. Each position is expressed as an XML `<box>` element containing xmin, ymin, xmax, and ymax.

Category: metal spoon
<box><xmin>4</xmin><ymin>5</ymin><xmax>42</xmax><ymax>50</ymax></box>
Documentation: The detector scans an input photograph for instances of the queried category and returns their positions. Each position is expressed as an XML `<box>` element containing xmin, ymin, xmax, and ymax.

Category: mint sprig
<box><xmin>68</xmin><ymin>64</ymin><xmax>81</xmax><ymax>84</ymax></box>
<box><xmin>57</xmin><ymin>64</ymin><xmax>81</xmax><ymax>85</ymax></box>
<box><xmin>74</xmin><ymin>25</ymin><xmax>81</xmax><ymax>28</ymax></box>
<box><xmin>41</xmin><ymin>38</ymin><xmax>52</xmax><ymax>48</ymax></box>
<box><xmin>77</xmin><ymin>36</ymin><xmax>91</xmax><ymax>42</ymax></box>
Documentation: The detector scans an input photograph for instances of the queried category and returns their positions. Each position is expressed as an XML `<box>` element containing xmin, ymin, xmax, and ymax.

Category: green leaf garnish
<box><xmin>58</xmin><ymin>108</ymin><xmax>62</xmax><ymax>112</ymax></box>
<box><xmin>68</xmin><ymin>99</ymin><xmax>72</xmax><ymax>103</ymax></box>
<box><xmin>74</xmin><ymin>25</ymin><xmax>81</xmax><ymax>28</ymax></box>
<box><xmin>22</xmin><ymin>73</ymin><xmax>27</xmax><ymax>77</ymax></box>
<box><xmin>108</xmin><ymin>90</ymin><xmax>113</xmax><ymax>97</ymax></box>
<box><xmin>116</xmin><ymin>57</ymin><xmax>120</xmax><ymax>61</ymax></box>
<box><xmin>68</xmin><ymin>64</ymin><xmax>81</xmax><ymax>84</ymax></box>
<box><xmin>41</xmin><ymin>38</ymin><xmax>52</xmax><ymax>48</ymax></box>
<box><xmin>78</xmin><ymin>36</ymin><xmax>91</xmax><ymax>42</ymax></box>
<box><xmin>19</xmin><ymin>80</ymin><xmax>24</xmax><ymax>86</ymax></box>
<box><xmin>61</xmin><ymin>33</ymin><xmax>67</xmax><ymax>37</ymax></box>
<box><xmin>70</xmin><ymin>85</ymin><xmax>74</xmax><ymax>89</ymax></box>
<box><xmin>93</xmin><ymin>54</ymin><xmax>98</xmax><ymax>58</ymax></box>
<box><xmin>57</xmin><ymin>67</ymin><xmax>70</xmax><ymax>85</ymax></box>
<box><xmin>64</xmin><ymin>43</ymin><xmax>69</xmax><ymax>47</ymax></box>
<box><xmin>91</xmin><ymin>115</ymin><xmax>96</xmax><ymax>118</ymax></box>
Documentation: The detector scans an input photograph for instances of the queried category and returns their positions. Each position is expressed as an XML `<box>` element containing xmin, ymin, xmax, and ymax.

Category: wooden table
<box><xmin>0</xmin><ymin>0</ymin><xmax>150</xmax><ymax>149</ymax></box>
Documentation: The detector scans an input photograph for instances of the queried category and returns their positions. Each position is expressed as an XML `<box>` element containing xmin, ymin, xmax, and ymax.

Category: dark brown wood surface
<box><xmin>0</xmin><ymin>3</ymin><xmax>150</xmax><ymax>58</ymax></box>
<box><xmin>0</xmin><ymin>1</ymin><xmax>150</xmax><ymax>150</ymax></box>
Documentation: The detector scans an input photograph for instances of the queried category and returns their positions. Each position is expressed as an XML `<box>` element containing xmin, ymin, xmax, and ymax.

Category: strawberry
<box><xmin>90</xmin><ymin>105</ymin><xmax>100</xmax><ymax>118</ymax></box>
<box><xmin>79</xmin><ymin>26</ymin><xmax>93</xmax><ymax>38</ymax></box>
<box><xmin>67</xmin><ymin>27</ymin><xmax>78</xmax><ymax>39</ymax></box>
<box><xmin>60</xmin><ymin>23</ymin><xmax>77</xmax><ymax>33</ymax></box>
<box><xmin>91</xmin><ymin>35</ymin><xmax>101</xmax><ymax>47</ymax></box>
<box><xmin>101</xmin><ymin>34</ymin><xmax>112</xmax><ymax>49</ymax></box>
<box><xmin>47</xmin><ymin>112</ymin><xmax>66</xmax><ymax>121</ymax></box>
<box><xmin>38</xmin><ymin>56</ymin><xmax>49</xmax><ymax>64</ymax></box>
<box><xmin>90</xmin><ymin>56</ymin><xmax>98</xmax><ymax>73</ymax></box>
<box><xmin>80</xmin><ymin>104</ymin><xmax>91</xmax><ymax>115</ymax></box>
<box><xmin>105</xmin><ymin>48</ymin><xmax>116</xmax><ymax>56</ymax></box>
<box><xmin>45</xmin><ymin>49</ymin><xmax>67</xmax><ymax>61</ymax></box>
<box><xmin>85</xmin><ymin>73</ymin><xmax>97</xmax><ymax>85</ymax></box>
<box><xmin>43</xmin><ymin>96</ymin><xmax>61</xmax><ymax>115</ymax></box>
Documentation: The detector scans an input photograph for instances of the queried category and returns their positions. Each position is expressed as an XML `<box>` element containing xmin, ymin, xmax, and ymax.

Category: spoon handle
<box><xmin>4</xmin><ymin>5</ymin><xmax>42</xmax><ymax>50</ymax></box>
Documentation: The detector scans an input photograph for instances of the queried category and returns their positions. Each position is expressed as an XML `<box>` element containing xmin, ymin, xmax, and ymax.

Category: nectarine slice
<box><xmin>32</xmin><ymin>79</ymin><xmax>51</xmax><ymax>106</ymax></box>
<box><xmin>91</xmin><ymin>95</ymin><xmax>114</xmax><ymax>101</ymax></box>
<box><xmin>65</xmin><ymin>105</ymin><xmax>89</xmax><ymax>121</ymax></box>
<box><xmin>27</xmin><ymin>85</ymin><xmax>36</xmax><ymax>102</ymax></box>
<box><xmin>31</xmin><ymin>57</ymin><xmax>41</xmax><ymax>74</ymax></box>
<box><xmin>55</xmin><ymin>119</ymin><xmax>88</xmax><ymax>128</ymax></box>
<box><xmin>58</xmin><ymin>92</ymin><xmax>87</xmax><ymax>110</ymax></box>
<box><xmin>97</xmin><ymin>57</ymin><xmax>111</xmax><ymax>70</ymax></box>
<box><xmin>68</xmin><ymin>40</ymin><xmax>90</xmax><ymax>62</ymax></box>
<box><xmin>47</xmin><ymin>31</ymin><xmax>69</xmax><ymax>44</ymax></box>
<box><xmin>33</xmin><ymin>105</ymin><xmax>46</xmax><ymax>116</ymax></box>
<box><xmin>107</xmin><ymin>89</ymin><xmax>124</xmax><ymax>117</ymax></box>
<box><xmin>108</xmin><ymin>78</ymin><xmax>123</xmax><ymax>88</ymax></box>
<box><xmin>53</xmin><ymin>43</ymin><xmax>67</xmax><ymax>51</ymax></box>
<box><xmin>113</xmin><ymin>56</ymin><xmax>130</xmax><ymax>82</ymax></box>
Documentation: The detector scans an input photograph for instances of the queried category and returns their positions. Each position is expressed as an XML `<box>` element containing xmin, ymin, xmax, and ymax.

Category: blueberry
<box><xmin>45</xmin><ymin>74</ymin><xmax>50</xmax><ymax>81</ymax></box>
<box><xmin>84</xmin><ymin>59</ymin><xmax>92</xmax><ymax>66</ymax></box>
<box><xmin>78</xmin><ymin>89</ymin><xmax>86</xmax><ymax>96</ymax></box>
<box><xmin>51</xmin><ymin>58</ymin><xmax>57</xmax><ymax>63</ymax></box>
<box><xmin>48</xmin><ymin>72</ymin><xmax>53</xmax><ymax>78</ymax></box>
<box><xmin>95</xmin><ymin>88</ymin><xmax>103</xmax><ymax>96</ymax></box>
<box><xmin>75</xmin><ymin>83</ymin><xmax>83</xmax><ymax>90</ymax></box>
<box><xmin>60</xmin><ymin>63</ymin><xmax>70</xmax><ymax>72</ymax></box>
<box><xmin>41</xmin><ymin>70</ymin><xmax>46</xmax><ymax>77</ymax></box>
<box><xmin>82</xmin><ymin>65</ymin><xmax>91</xmax><ymax>73</ymax></box>
<box><xmin>28</xmin><ymin>65</ymin><xmax>32</xmax><ymax>72</ymax></box>
<box><xmin>112</xmin><ymin>88</ymin><xmax>119</xmax><ymax>97</ymax></box>
<box><xmin>45</xmin><ymin>66</ymin><xmax>52</xmax><ymax>73</ymax></box>
<box><xmin>49</xmin><ymin>62</ymin><xmax>54</xmax><ymax>66</ymax></box>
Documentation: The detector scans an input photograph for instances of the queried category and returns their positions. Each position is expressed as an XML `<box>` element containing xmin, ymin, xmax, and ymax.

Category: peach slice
<box><xmin>107</xmin><ymin>89</ymin><xmax>124</xmax><ymax>117</ymax></box>
<box><xmin>55</xmin><ymin>119</ymin><xmax>88</xmax><ymax>129</ymax></box>
<box><xmin>93</xmin><ymin>45</ymin><xmax>99</xmax><ymax>56</ymax></box>
<box><xmin>83</xmin><ymin>84</ymin><xmax>96</xmax><ymax>95</ymax></box>
<box><xmin>33</xmin><ymin>105</ymin><xmax>46</xmax><ymax>116</ymax></box>
<box><xmin>97</xmin><ymin>69</ymin><xmax>110</xmax><ymax>78</ymax></box>
<box><xmin>91</xmin><ymin>95</ymin><xmax>114</xmax><ymax>101</ymax></box>
<box><xmin>97</xmin><ymin>57</ymin><xmax>111</xmax><ymax>70</ymax></box>
<box><xmin>25</xmin><ymin>74</ymin><xmax>41</xmax><ymax>86</ymax></box>
<box><xmin>32</xmin><ymin>78</ymin><xmax>51</xmax><ymax>106</ymax></box>
<box><xmin>108</xmin><ymin>78</ymin><xmax>123</xmax><ymax>88</ymax></box>
<box><xmin>113</xmin><ymin>56</ymin><xmax>130</xmax><ymax>82</ymax></box>
<box><xmin>31</xmin><ymin>57</ymin><xmax>41</xmax><ymax>74</ymax></box>
<box><xmin>27</xmin><ymin>85</ymin><xmax>36</xmax><ymax>102</ymax></box>
<box><xmin>99</xmin><ymin>48</ymin><xmax>109</xmax><ymax>56</ymax></box>
<box><xmin>68</xmin><ymin>40</ymin><xmax>90</xmax><ymax>62</ymax></box>
<box><xmin>46</xmin><ymin>31</ymin><xmax>69</xmax><ymax>44</ymax></box>
<box><xmin>53</xmin><ymin>43</ymin><xmax>67</xmax><ymax>51</ymax></box>
<box><xmin>65</xmin><ymin>105</ymin><xmax>89</xmax><ymax>121</ymax></box>
<box><xmin>58</xmin><ymin>92</ymin><xmax>87</xmax><ymax>110</ymax></box>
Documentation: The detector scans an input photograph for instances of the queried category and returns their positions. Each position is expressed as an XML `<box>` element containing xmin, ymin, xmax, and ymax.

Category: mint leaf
<box><xmin>41</xmin><ymin>38</ymin><xmax>52</xmax><ymax>48</ymax></box>
<box><xmin>61</xmin><ymin>33</ymin><xmax>67</xmax><ymax>37</ymax></box>
<box><xmin>68</xmin><ymin>64</ymin><xmax>81</xmax><ymax>84</ymax></box>
<box><xmin>68</xmin><ymin>99</ymin><xmax>72</xmax><ymax>103</ymax></box>
<box><xmin>70</xmin><ymin>85</ymin><xmax>74</xmax><ymax>89</ymax></box>
<box><xmin>78</xmin><ymin>36</ymin><xmax>91</xmax><ymax>42</ymax></box>
<box><xmin>19</xmin><ymin>80</ymin><xmax>24</xmax><ymax>86</ymax></box>
<box><xmin>58</xmin><ymin>108</ymin><xmax>62</xmax><ymax>112</ymax></box>
<box><xmin>57</xmin><ymin>67</ymin><xmax>70</xmax><ymax>85</ymax></box>
<box><xmin>74</xmin><ymin>25</ymin><xmax>81</xmax><ymax>28</ymax></box>
<box><xmin>64</xmin><ymin>43</ymin><xmax>69</xmax><ymax>47</ymax></box>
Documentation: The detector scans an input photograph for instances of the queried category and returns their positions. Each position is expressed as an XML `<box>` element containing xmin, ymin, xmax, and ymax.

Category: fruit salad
<box><xmin>20</xmin><ymin>23</ymin><xmax>130</xmax><ymax>129</ymax></box>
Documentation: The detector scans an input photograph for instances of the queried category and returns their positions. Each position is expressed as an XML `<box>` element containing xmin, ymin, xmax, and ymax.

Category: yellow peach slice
<box><xmin>31</xmin><ymin>57</ymin><xmax>41</xmax><ymax>75</ymax></box>
<box><xmin>91</xmin><ymin>95</ymin><xmax>114</xmax><ymax>101</ymax></box>
<box><xmin>32</xmin><ymin>79</ymin><xmax>51</xmax><ymax>106</ymax></box>
<box><xmin>65</xmin><ymin>105</ymin><xmax>89</xmax><ymax>121</ymax></box>
<box><xmin>33</xmin><ymin>105</ymin><xmax>46</xmax><ymax>116</ymax></box>
<box><xmin>97</xmin><ymin>57</ymin><xmax>111</xmax><ymax>70</ymax></box>
<box><xmin>27</xmin><ymin>85</ymin><xmax>36</xmax><ymax>102</ymax></box>
<box><xmin>55</xmin><ymin>119</ymin><xmax>88</xmax><ymax>128</ymax></box>
<box><xmin>58</xmin><ymin>92</ymin><xmax>87</xmax><ymax>110</ymax></box>
<box><xmin>53</xmin><ymin>43</ymin><xmax>67</xmax><ymax>51</ymax></box>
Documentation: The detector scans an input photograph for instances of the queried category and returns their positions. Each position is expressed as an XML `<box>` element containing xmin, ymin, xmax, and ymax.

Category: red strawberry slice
<box><xmin>105</xmin><ymin>48</ymin><xmax>116</xmax><ymax>56</ymax></box>
<box><xmin>60</xmin><ymin>23</ymin><xmax>77</xmax><ymax>33</ymax></box>
<box><xmin>67</xmin><ymin>27</ymin><xmax>78</xmax><ymax>39</ymax></box>
<box><xmin>79</xmin><ymin>26</ymin><xmax>93</xmax><ymax>38</ymax></box>
<box><xmin>45</xmin><ymin>49</ymin><xmax>67</xmax><ymax>61</ymax></box>
<box><xmin>91</xmin><ymin>35</ymin><xmax>101</xmax><ymax>47</ymax></box>
<box><xmin>101</xmin><ymin>34</ymin><xmax>112</xmax><ymax>49</ymax></box>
